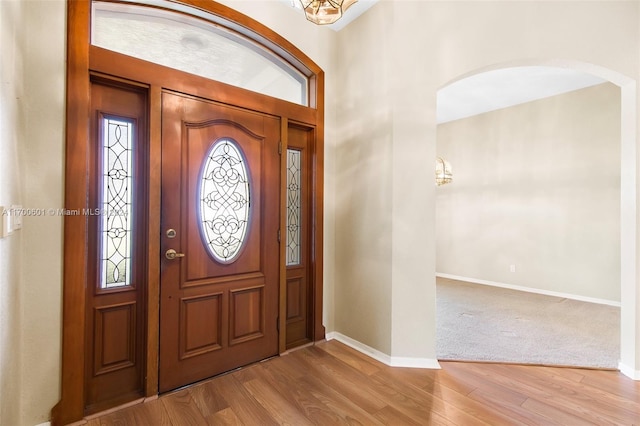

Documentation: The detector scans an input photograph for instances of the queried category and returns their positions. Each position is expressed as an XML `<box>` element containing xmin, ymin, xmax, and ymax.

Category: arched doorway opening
<box><xmin>435</xmin><ymin>60</ymin><xmax>637</xmax><ymax>378</ymax></box>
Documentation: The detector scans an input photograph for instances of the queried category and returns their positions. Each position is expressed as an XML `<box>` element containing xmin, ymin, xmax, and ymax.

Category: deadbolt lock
<box><xmin>166</xmin><ymin>228</ymin><xmax>177</xmax><ymax>239</ymax></box>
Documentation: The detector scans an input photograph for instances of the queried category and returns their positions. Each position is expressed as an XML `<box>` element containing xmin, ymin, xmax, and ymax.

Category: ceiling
<box><xmin>326</xmin><ymin>0</ymin><xmax>379</xmax><ymax>31</ymax></box>
<box><xmin>437</xmin><ymin>67</ymin><xmax>606</xmax><ymax>124</ymax></box>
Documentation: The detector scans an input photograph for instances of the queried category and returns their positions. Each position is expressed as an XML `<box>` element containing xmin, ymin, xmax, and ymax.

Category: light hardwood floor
<box><xmin>86</xmin><ymin>340</ymin><xmax>640</xmax><ymax>425</ymax></box>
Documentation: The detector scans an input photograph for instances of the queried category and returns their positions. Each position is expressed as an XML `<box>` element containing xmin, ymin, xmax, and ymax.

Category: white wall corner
<box><xmin>618</xmin><ymin>362</ymin><xmax>640</xmax><ymax>380</ymax></box>
<box><xmin>326</xmin><ymin>332</ymin><xmax>441</xmax><ymax>369</ymax></box>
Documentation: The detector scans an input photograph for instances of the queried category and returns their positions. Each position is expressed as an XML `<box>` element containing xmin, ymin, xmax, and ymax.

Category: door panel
<box><xmin>159</xmin><ymin>92</ymin><xmax>280</xmax><ymax>392</ymax></box>
<box><xmin>85</xmin><ymin>81</ymin><xmax>147</xmax><ymax>413</ymax></box>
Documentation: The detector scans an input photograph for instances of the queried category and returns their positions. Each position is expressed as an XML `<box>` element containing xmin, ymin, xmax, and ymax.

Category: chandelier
<box><xmin>299</xmin><ymin>0</ymin><xmax>358</xmax><ymax>25</ymax></box>
<box><xmin>435</xmin><ymin>157</ymin><xmax>453</xmax><ymax>186</ymax></box>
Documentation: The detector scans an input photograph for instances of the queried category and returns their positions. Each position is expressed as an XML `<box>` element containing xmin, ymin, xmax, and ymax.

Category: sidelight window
<box><xmin>100</xmin><ymin>116</ymin><xmax>134</xmax><ymax>288</ymax></box>
<box><xmin>286</xmin><ymin>149</ymin><xmax>301</xmax><ymax>266</ymax></box>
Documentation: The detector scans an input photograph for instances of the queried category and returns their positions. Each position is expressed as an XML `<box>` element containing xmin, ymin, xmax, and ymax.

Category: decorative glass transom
<box><xmin>199</xmin><ymin>139</ymin><xmax>251</xmax><ymax>263</ymax></box>
<box><xmin>91</xmin><ymin>1</ymin><xmax>309</xmax><ymax>106</ymax></box>
<box><xmin>101</xmin><ymin>117</ymin><xmax>134</xmax><ymax>288</ymax></box>
<box><xmin>286</xmin><ymin>149</ymin><xmax>301</xmax><ymax>266</ymax></box>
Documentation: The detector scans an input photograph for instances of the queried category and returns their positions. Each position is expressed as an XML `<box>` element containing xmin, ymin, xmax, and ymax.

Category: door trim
<box><xmin>53</xmin><ymin>1</ymin><xmax>325</xmax><ymax>424</ymax></box>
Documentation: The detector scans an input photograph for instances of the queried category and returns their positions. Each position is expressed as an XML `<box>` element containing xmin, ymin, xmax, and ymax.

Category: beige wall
<box><xmin>0</xmin><ymin>1</ymin><xmax>66</xmax><ymax>425</ymax></box>
<box><xmin>0</xmin><ymin>1</ymin><xmax>25</xmax><ymax>425</ymax></box>
<box><xmin>19</xmin><ymin>2</ymin><xmax>66</xmax><ymax>424</ymax></box>
<box><xmin>437</xmin><ymin>83</ymin><xmax>621</xmax><ymax>303</ymax></box>
<box><xmin>333</xmin><ymin>1</ymin><xmax>394</xmax><ymax>354</ymax></box>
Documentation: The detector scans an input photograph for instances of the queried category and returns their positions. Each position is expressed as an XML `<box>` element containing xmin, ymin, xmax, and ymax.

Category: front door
<box><xmin>159</xmin><ymin>91</ymin><xmax>280</xmax><ymax>392</ymax></box>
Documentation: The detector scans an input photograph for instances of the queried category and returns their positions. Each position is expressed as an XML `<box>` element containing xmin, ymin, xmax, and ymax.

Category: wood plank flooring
<box><xmin>86</xmin><ymin>340</ymin><xmax>640</xmax><ymax>425</ymax></box>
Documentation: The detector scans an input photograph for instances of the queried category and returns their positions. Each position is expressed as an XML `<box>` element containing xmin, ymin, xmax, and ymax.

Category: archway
<box><xmin>436</xmin><ymin>59</ymin><xmax>637</xmax><ymax>379</ymax></box>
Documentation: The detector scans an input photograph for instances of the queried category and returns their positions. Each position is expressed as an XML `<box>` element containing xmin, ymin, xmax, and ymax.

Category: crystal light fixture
<box><xmin>298</xmin><ymin>0</ymin><xmax>358</xmax><ymax>25</ymax></box>
<box><xmin>436</xmin><ymin>157</ymin><xmax>453</xmax><ymax>186</ymax></box>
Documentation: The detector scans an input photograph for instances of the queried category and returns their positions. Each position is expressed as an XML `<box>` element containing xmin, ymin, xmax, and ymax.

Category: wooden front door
<box><xmin>159</xmin><ymin>91</ymin><xmax>280</xmax><ymax>392</ymax></box>
<box><xmin>59</xmin><ymin>2</ymin><xmax>326</xmax><ymax>423</ymax></box>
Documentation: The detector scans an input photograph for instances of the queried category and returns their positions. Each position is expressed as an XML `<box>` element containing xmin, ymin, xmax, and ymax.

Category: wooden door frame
<box><xmin>53</xmin><ymin>1</ymin><xmax>325</xmax><ymax>424</ymax></box>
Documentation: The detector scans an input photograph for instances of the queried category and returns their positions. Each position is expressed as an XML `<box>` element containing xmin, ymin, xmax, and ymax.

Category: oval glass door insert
<box><xmin>199</xmin><ymin>138</ymin><xmax>251</xmax><ymax>263</ymax></box>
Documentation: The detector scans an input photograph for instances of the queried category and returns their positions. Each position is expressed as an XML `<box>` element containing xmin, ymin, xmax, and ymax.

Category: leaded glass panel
<box><xmin>199</xmin><ymin>139</ymin><xmax>251</xmax><ymax>263</ymax></box>
<box><xmin>286</xmin><ymin>149</ymin><xmax>301</xmax><ymax>266</ymax></box>
<box><xmin>101</xmin><ymin>117</ymin><xmax>134</xmax><ymax>288</ymax></box>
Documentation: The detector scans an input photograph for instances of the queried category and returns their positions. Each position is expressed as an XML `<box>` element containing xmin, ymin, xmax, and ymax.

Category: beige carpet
<box><xmin>436</xmin><ymin>277</ymin><xmax>620</xmax><ymax>369</ymax></box>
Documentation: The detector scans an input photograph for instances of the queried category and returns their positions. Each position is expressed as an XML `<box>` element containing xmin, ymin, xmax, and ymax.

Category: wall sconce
<box><xmin>298</xmin><ymin>0</ymin><xmax>358</xmax><ymax>25</ymax></box>
<box><xmin>436</xmin><ymin>157</ymin><xmax>452</xmax><ymax>186</ymax></box>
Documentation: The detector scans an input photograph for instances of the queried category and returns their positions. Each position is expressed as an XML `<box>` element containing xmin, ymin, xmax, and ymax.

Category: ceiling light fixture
<box><xmin>436</xmin><ymin>157</ymin><xmax>453</xmax><ymax>186</ymax></box>
<box><xmin>298</xmin><ymin>0</ymin><xmax>358</xmax><ymax>25</ymax></box>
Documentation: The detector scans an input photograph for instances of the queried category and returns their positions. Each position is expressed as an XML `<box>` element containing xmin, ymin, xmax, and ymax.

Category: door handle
<box><xmin>165</xmin><ymin>249</ymin><xmax>186</xmax><ymax>260</ymax></box>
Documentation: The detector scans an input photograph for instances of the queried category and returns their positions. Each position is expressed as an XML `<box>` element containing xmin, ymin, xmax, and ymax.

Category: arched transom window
<box><xmin>92</xmin><ymin>1</ymin><xmax>310</xmax><ymax>105</ymax></box>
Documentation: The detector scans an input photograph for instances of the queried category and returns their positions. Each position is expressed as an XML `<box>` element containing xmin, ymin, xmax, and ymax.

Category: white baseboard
<box><xmin>618</xmin><ymin>362</ymin><xmax>640</xmax><ymax>380</ymax></box>
<box><xmin>436</xmin><ymin>273</ymin><xmax>621</xmax><ymax>307</ymax></box>
<box><xmin>326</xmin><ymin>332</ymin><xmax>441</xmax><ymax>369</ymax></box>
<box><xmin>34</xmin><ymin>422</ymin><xmax>51</xmax><ymax>426</ymax></box>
